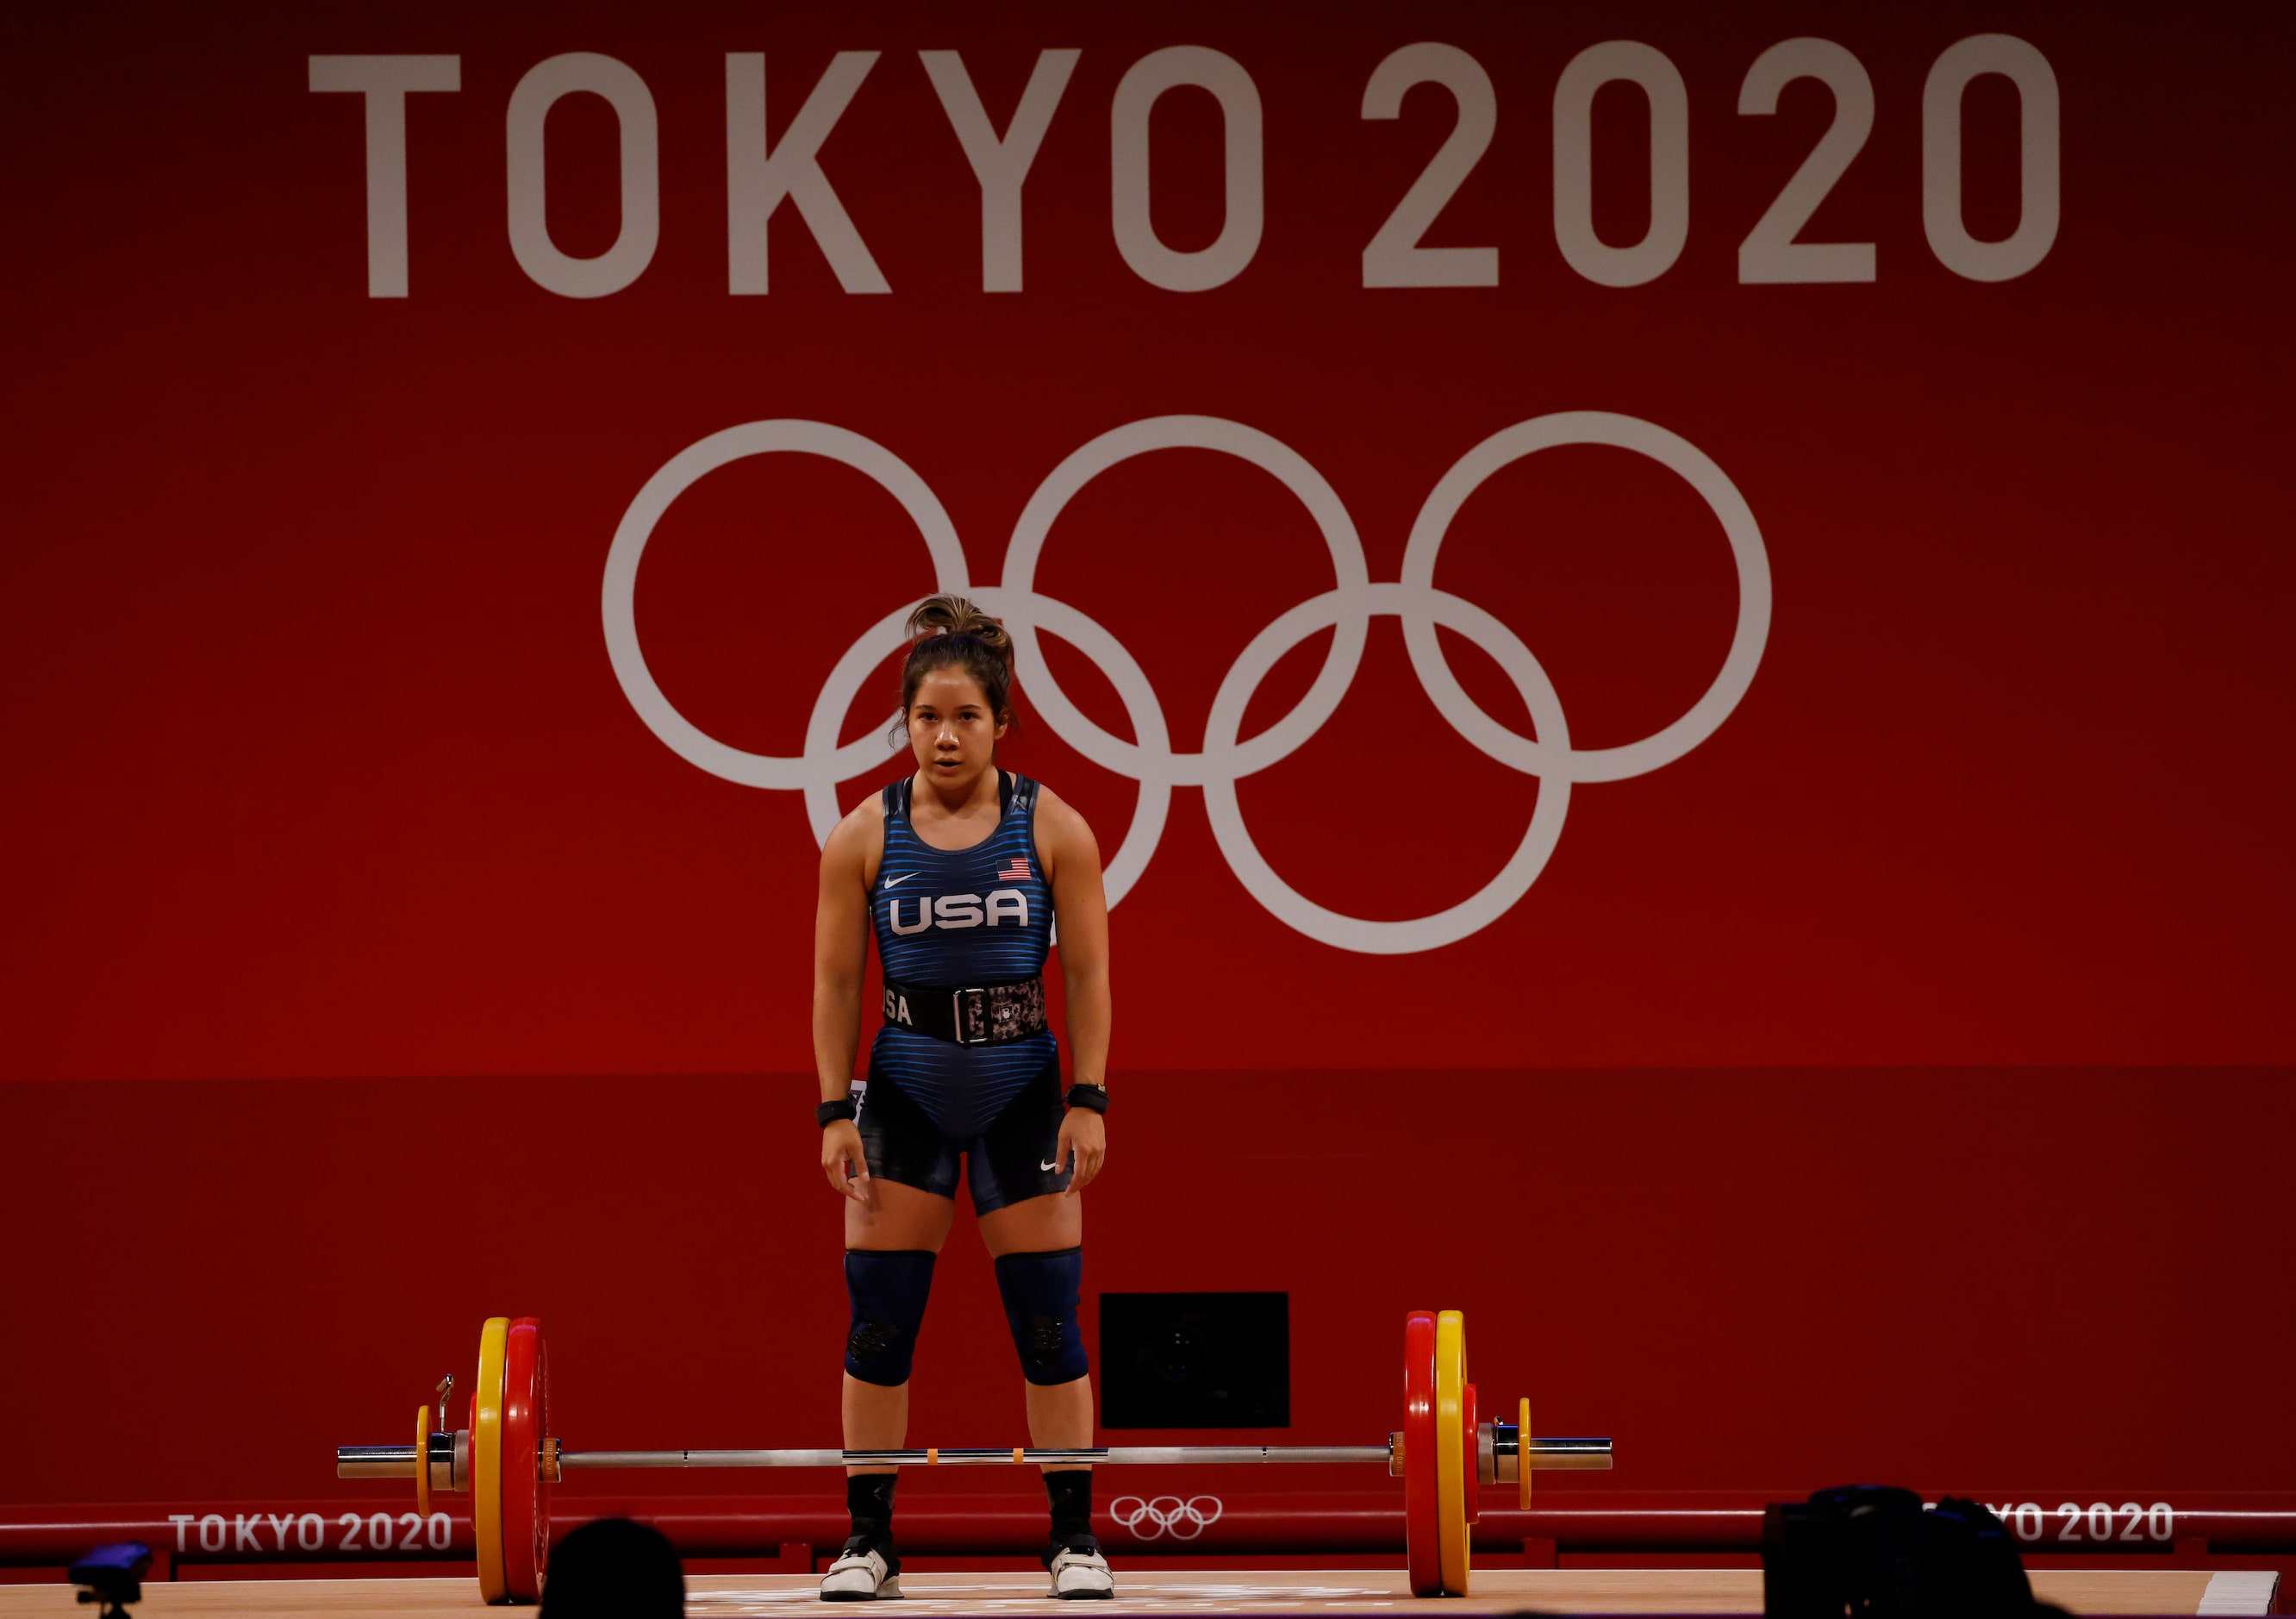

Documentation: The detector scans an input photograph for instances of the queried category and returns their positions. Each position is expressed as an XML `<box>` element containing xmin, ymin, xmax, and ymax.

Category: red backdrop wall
<box><xmin>2</xmin><ymin>0</ymin><xmax>2291</xmax><ymax>1515</ymax></box>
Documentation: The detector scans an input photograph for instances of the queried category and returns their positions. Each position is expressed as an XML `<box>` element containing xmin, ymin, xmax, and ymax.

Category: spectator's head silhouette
<box><xmin>540</xmin><ymin>1516</ymin><xmax>684</xmax><ymax>1619</ymax></box>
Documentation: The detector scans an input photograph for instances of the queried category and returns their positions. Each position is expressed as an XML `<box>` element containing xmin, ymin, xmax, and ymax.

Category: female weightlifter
<box><xmin>812</xmin><ymin>596</ymin><xmax>1113</xmax><ymax>1601</ymax></box>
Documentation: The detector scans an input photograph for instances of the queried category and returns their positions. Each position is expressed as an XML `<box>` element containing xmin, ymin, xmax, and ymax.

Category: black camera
<box><xmin>1763</xmin><ymin>1487</ymin><xmax>2051</xmax><ymax>1618</ymax></box>
<box><xmin>68</xmin><ymin>1543</ymin><xmax>152</xmax><ymax>1616</ymax></box>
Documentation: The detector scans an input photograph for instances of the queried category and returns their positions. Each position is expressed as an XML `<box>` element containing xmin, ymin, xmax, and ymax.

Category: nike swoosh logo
<box><xmin>882</xmin><ymin>872</ymin><xmax>913</xmax><ymax>887</ymax></box>
<box><xmin>1040</xmin><ymin>1159</ymin><xmax>1061</xmax><ymax>1172</ymax></box>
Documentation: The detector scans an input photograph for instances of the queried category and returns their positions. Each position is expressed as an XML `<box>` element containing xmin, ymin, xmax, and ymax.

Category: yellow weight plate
<box><xmin>415</xmin><ymin>1403</ymin><xmax>432</xmax><ymax>1519</ymax></box>
<box><xmin>472</xmin><ymin>1316</ymin><xmax>509</xmax><ymax>1604</ymax></box>
<box><xmin>1519</xmin><ymin>1395</ymin><xmax>1532</xmax><ymax>1511</ymax></box>
<box><xmin>1434</xmin><ymin>1310</ymin><xmax>1469</xmax><ymax>1596</ymax></box>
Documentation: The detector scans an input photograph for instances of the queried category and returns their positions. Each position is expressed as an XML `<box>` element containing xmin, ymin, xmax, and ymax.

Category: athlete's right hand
<box><xmin>822</xmin><ymin>1120</ymin><xmax>873</xmax><ymax>1203</ymax></box>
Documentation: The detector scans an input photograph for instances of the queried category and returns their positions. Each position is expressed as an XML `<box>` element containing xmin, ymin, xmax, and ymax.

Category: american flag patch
<box><xmin>995</xmin><ymin>854</ymin><xmax>1033</xmax><ymax>882</ymax></box>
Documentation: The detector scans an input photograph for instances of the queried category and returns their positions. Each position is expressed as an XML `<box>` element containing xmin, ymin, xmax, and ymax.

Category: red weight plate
<box><xmin>501</xmin><ymin>1317</ymin><xmax>550</xmax><ymax>1603</ymax></box>
<box><xmin>1463</xmin><ymin>1380</ymin><xmax>1479</xmax><ymax>1527</ymax></box>
<box><xmin>1402</xmin><ymin>1310</ymin><xmax>1439</xmax><ymax>1597</ymax></box>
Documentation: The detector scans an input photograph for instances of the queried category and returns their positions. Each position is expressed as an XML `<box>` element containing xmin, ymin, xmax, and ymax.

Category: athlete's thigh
<box><xmin>845</xmin><ymin>1177</ymin><xmax>957</xmax><ymax>1251</ymax></box>
<box><xmin>977</xmin><ymin>1190</ymin><xmax>1081</xmax><ymax>1256</ymax></box>
<box><xmin>848</xmin><ymin>1071</ymin><xmax>961</xmax><ymax>1249</ymax></box>
<box><xmin>967</xmin><ymin>1056</ymin><xmax>1072</xmax><ymax>1226</ymax></box>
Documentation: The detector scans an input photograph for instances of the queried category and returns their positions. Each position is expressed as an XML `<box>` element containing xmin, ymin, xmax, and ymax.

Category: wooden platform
<box><xmin>0</xmin><ymin>1567</ymin><xmax>2276</xmax><ymax>1616</ymax></box>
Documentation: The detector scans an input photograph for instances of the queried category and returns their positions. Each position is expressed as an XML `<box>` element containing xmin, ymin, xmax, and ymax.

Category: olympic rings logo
<box><xmin>602</xmin><ymin>413</ymin><xmax>1770</xmax><ymax>953</ymax></box>
<box><xmin>1107</xmin><ymin>1494</ymin><xmax>1225</xmax><ymax>1541</ymax></box>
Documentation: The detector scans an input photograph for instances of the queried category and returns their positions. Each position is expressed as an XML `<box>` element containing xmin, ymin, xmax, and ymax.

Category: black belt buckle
<box><xmin>953</xmin><ymin>986</ymin><xmax>990</xmax><ymax>1046</ymax></box>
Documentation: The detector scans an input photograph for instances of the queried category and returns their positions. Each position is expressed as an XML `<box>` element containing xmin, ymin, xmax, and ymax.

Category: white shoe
<box><xmin>1047</xmin><ymin>1544</ymin><xmax>1114</xmax><ymax>1600</ymax></box>
<box><xmin>820</xmin><ymin>1542</ymin><xmax>902</xmax><ymax>1601</ymax></box>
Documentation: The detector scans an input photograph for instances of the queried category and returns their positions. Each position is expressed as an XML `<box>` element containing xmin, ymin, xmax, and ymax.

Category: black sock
<box><xmin>847</xmin><ymin>1473</ymin><xmax>898</xmax><ymax>1547</ymax></box>
<box><xmin>1045</xmin><ymin>1469</ymin><xmax>1094</xmax><ymax>1544</ymax></box>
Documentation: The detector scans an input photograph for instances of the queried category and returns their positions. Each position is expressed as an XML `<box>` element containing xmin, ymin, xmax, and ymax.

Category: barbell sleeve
<box><xmin>338</xmin><ymin>1446</ymin><xmax>421</xmax><ymax>1479</ymax></box>
<box><xmin>1522</xmin><ymin>1439</ymin><xmax>1615</xmax><ymax>1470</ymax></box>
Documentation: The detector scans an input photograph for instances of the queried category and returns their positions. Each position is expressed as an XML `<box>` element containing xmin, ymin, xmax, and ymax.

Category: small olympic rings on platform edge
<box><xmin>1107</xmin><ymin>1494</ymin><xmax>1224</xmax><ymax>1541</ymax></box>
<box><xmin>602</xmin><ymin>413</ymin><xmax>1771</xmax><ymax>954</ymax></box>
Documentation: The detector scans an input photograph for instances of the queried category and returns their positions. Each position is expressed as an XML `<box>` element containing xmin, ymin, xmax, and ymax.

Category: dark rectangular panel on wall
<box><xmin>1099</xmin><ymin>1291</ymin><xmax>1289</xmax><ymax>1429</ymax></box>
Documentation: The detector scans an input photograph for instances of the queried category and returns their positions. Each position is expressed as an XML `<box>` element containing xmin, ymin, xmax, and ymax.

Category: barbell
<box><xmin>334</xmin><ymin>1310</ymin><xmax>1612</xmax><ymax>1603</ymax></box>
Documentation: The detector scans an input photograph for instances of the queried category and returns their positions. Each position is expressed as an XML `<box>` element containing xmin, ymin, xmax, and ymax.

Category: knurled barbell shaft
<box><xmin>337</xmin><ymin>1435</ymin><xmax>1610</xmax><ymax>1478</ymax></box>
<box><xmin>568</xmin><ymin>1445</ymin><xmax>1397</xmax><ymax>1468</ymax></box>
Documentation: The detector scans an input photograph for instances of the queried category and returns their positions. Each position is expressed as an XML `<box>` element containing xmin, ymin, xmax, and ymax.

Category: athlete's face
<box><xmin>906</xmin><ymin>667</ymin><xmax>1008</xmax><ymax>787</ymax></box>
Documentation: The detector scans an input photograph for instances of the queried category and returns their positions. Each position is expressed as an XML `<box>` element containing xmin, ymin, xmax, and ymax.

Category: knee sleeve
<box><xmin>844</xmin><ymin>1249</ymin><xmax>936</xmax><ymax>1387</ymax></box>
<box><xmin>993</xmin><ymin>1246</ymin><xmax>1089</xmax><ymax>1385</ymax></box>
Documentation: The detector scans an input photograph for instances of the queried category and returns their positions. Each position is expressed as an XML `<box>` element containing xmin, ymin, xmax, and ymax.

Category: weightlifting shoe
<box><xmin>820</xmin><ymin>1537</ymin><xmax>902</xmax><ymax>1601</ymax></box>
<box><xmin>1045</xmin><ymin>1537</ymin><xmax>1114</xmax><ymax>1600</ymax></box>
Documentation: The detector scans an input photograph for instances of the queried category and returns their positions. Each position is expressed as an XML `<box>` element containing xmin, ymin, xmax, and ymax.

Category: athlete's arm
<box><xmin>814</xmin><ymin>800</ymin><xmax>879</xmax><ymax>1203</ymax></box>
<box><xmin>1037</xmin><ymin>787</ymin><xmax>1109</xmax><ymax>1191</ymax></box>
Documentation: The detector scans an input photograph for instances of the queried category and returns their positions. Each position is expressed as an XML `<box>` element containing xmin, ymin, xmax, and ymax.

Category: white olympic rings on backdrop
<box><xmin>601</xmin><ymin>413</ymin><xmax>1771</xmax><ymax>954</ymax></box>
<box><xmin>1107</xmin><ymin>1494</ymin><xmax>1224</xmax><ymax>1541</ymax></box>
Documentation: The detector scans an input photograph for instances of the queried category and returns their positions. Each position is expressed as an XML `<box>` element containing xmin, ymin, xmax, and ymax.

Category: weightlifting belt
<box><xmin>882</xmin><ymin>975</ymin><xmax>1048</xmax><ymax>1046</ymax></box>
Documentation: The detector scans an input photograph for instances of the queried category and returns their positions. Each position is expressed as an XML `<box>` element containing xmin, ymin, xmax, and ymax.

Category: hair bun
<box><xmin>895</xmin><ymin>594</ymin><xmax>1020</xmax><ymax>735</ymax></box>
<box><xmin>906</xmin><ymin>594</ymin><xmax>1012</xmax><ymax>653</ymax></box>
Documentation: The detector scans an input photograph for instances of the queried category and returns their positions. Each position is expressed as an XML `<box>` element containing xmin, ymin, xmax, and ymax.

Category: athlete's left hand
<box><xmin>1058</xmin><ymin>1106</ymin><xmax>1106</xmax><ymax>1193</ymax></box>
